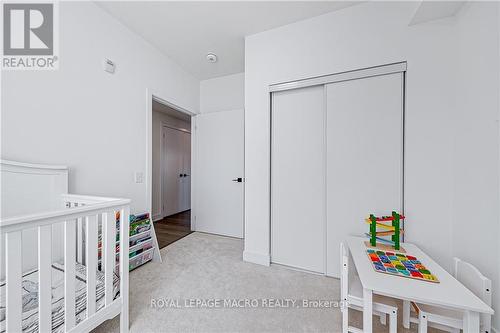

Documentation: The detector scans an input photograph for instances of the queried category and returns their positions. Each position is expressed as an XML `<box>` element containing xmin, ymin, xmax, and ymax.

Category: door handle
<box><xmin>232</xmin><ymin>177</ymin><xmax>243</xmax><ymax>183</ymax></box>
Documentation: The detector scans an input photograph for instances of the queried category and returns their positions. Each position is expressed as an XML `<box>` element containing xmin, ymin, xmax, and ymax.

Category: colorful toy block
<box><xmin>366</xmin><ymin>249</ymin><xmax>439</xmax><ymax>283</ymax></box>
<box><xmin>365</xmin><ymin>211</ymin><xmax>405</xmax><ymax>250</ymax></box>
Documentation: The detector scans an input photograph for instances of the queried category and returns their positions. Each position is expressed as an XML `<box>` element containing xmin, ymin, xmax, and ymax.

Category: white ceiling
<box><xmin>96</xmin><ymin>1</ymin><xmax>357</xmax><ymax>80</ymax></box>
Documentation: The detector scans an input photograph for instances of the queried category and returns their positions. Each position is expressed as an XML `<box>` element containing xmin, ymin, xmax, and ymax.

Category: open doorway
<box><xmin>151</xmin><ymin>97</ymin><xmax>193</xmax><ymax>248</ymax></box>
<box><xmin>147</xmin><ymin>92</ymin><xmax>245</xmax><ymax>248</ymax></box>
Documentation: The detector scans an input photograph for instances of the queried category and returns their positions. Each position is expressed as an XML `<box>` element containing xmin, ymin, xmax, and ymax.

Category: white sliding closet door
<box><xmin>271</xmin><ymin>86</ymin><xmax>325</xmax><ymax>273</ymax></box>
<box><xmin>326</xmin><ymin>73</ymin><xmax>403</xmax><ymax>277</ymax></box>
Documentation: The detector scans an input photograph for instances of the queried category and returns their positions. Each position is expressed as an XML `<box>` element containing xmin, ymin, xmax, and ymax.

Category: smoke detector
<box><xmin>206</xmin><ymin>53</ymin><xmax>217</xmax><ymax>63</ymax></box>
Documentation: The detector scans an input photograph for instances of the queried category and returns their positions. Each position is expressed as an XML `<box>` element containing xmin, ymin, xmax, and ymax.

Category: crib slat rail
<box><xmin>39</xmin><ymin>225</ymin><xmax>53</xmax><ymax>332</ymax></box>
<box><xmin>75</xmin><ymin>203</ymin><xmax>85</xmax><ymax>264</ymax></box>
<box><xmin>5</xmin><ymin>231</ymin><xmax>22</xmax><ymax>333</ymax></box>
<box><xmin>104</xmin><ymin>210</ymin><xmax>116</xmax><ymax>306</ymax></box>
<box><xmin>119</xmin><ymin>206</ymin><xmax>130</xmax><ymax>332</ymax></box>
<box><xmin>65</xmin><ymin>219</ymin><xmax>77</xmax><ymax>330</ymax></box>
<box><xmin>66</xmin><ymin>299</ymin><xmax>122</xmax><ymax>333</ymax></box>
<box><xmin>86</xmin><ymin>214</ymin><xmax>98</xmax><ymax>316</ymax></box>
<box><xmin>1</xmin><ymin>198</ymin><xmax>131</xmax><ymax>233</ymax></box>
<box><xmin>62</xmin><ymin>194</ymin><xmax>127</xmax><ymax>206</ymax></box>
<box><xmin>1</xmin><ymin>195</ymin><xmax>131</xmax><ymax>333</ymax></box>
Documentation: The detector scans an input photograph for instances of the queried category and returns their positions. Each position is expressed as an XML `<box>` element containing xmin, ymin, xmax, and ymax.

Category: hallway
<box><xmin>154</xmin><ymin>210</ymin><xmax>192</xmax><ymax>249</ymax></box>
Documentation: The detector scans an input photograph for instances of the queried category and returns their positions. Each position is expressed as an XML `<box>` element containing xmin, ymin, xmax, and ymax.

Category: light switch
<box><xmin>135</xmin><ymin>172</ymin><xmax>144</xmax><ymax>183</ymax></box>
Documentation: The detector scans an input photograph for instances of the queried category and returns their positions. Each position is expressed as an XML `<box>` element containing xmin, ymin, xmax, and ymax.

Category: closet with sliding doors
<box><xmin>270</xmin><ymin>63</ymin><xmax>405</xmax><ymax>277</ymax></box>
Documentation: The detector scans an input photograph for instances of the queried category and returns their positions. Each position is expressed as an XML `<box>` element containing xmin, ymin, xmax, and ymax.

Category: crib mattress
<box><xmin>0</xmin><ymin>262</ymin><xmax>119</xmax><ymax>333</ymax></box>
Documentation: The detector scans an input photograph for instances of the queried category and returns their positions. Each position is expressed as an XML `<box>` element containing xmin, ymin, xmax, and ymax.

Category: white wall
<box><xmin>245</xmin><ymin>1</ymin><xmax>500</xmax><ymax>325</ymax></box>
<box><xmin>151</xmin><ymin>110</ymin><xmax>191</xmax><ymax>220</ymax></box>
<box><xmin>453</xmin><ymin>3</ymin><xmax>500</xmax><ymax>329</ymax></box>
<box><xmin>1</xmin><ymin>2</ymin><xmax>199</xmax><ymax>214</ymax></box>
<box><xmin>245</xmin><ymin>1</ymin><xmax>457</xmax><ymax>266</ymax></box>
<box><xmin>245</xmin><ymin>0</ymin><xmax>499</xmax><ymax>292</ymax></box>
<box><xmin>200</xmin><ymin>72</ymin><xmax>244</xmax><ymax>113</ymax></box>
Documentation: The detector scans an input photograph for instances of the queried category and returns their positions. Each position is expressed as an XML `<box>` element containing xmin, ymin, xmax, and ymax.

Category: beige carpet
<box><xmin>93</xmin><ymin>232</ymin><xmax>438</xmax><ymax>333</ymax></box>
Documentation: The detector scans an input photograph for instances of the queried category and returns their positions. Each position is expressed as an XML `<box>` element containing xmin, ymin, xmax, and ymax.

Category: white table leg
<box><xmin>402</xmin><ymin>300</ymin><xmax>410</xmax><ymax>329</ymax></box>
<box><xmin>463</xmin><ymin>311</ymin><xmax>480</xmax><ymax>333</ymax></box>
<box><xmin>418</xmin><ymin>312</ymin><xmax>428</xmax><ymax>333</ymax></box>
<box><xmin>363</xmin><ymin>288</ymin><xmax>372</xmax><ymax>333</ymax></box>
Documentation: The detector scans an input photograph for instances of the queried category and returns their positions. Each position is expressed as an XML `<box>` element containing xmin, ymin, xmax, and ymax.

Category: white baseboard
<box><xmin>152</xmin><ymin>213</ymin><xmax>162</xmax><ymax>222</ymax></box>
<box><xmin>243</xmin><ymin>250</ymin><xmax>270</xmax><ymax>266</ymax></box>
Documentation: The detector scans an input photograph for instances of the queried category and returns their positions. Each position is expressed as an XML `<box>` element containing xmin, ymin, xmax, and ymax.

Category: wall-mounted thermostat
<box><xmin>103</xmin><ymin>58</ymin><xmax>115</xmax><ymax>74</ymax></box>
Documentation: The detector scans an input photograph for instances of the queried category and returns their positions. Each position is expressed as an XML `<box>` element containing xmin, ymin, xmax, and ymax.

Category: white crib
<box><xmin>0</xmin><ymin>160</ymin><xmax>130</xmax><ymax>333</ymax></box>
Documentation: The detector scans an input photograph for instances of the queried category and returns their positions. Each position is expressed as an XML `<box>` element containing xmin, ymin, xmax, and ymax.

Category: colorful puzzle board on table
<box><xmin>366</xmin><ymin>249</ymin><xmax>439</xmax><ymax>283</ymax></box>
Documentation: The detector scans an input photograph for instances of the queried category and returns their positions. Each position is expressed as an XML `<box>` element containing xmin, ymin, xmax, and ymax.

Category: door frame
<box><xmin>160</xmin><ymin>123</ymin><xmax>191</xmax><ymax>219</ymax></box>
<box><xmin>146</xmin><ymin>89</ymin><xmax>195</xmax><ymax>226</ymax></box>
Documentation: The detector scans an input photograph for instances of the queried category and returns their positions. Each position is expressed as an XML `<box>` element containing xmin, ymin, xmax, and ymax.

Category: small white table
<box><xmin>346</xmin><ymin>236</ymin><xmax>494</xmax><ymax>333</ymax></box>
